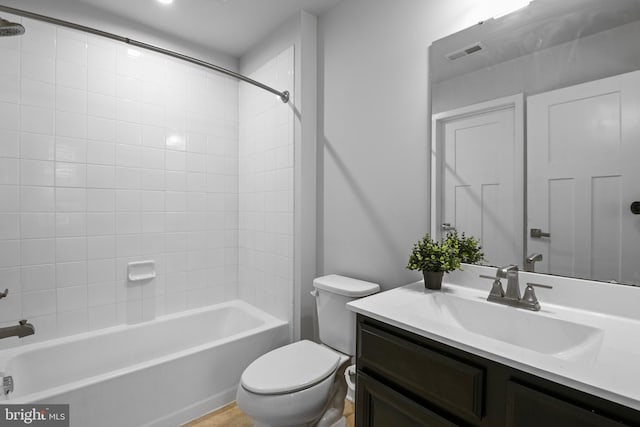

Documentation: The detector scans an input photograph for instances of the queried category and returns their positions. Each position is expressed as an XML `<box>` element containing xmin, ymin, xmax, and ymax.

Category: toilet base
<box><xmin>241</xmin><ymin>381</ymin><xmax>348</xmax><ymax>427</ymax></box>
<box><xmin>252</xmin><ymin>415</ymin><xmax>346</xmax><ymax>427</ymax></box>
<box><xmin>314</xmin><ymin>363</ymin><xmax>348</xmax><ymax>427</ymax></box>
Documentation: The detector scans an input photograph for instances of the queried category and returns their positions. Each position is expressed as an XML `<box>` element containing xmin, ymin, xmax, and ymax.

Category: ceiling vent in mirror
<box><xmin>446</xmin><ymin>43</ymin><xmax>484</xmax><ymax>61</ymax></box>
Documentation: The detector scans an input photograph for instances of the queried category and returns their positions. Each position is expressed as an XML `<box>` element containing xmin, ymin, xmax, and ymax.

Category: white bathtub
<box><xmin>0</xmin><ymin>300</ymin><xmax>289</xmax><ymax>427</ymax></box>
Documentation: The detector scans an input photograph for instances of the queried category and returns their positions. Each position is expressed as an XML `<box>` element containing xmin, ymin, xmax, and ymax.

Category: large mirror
<box><xmin>430</xmin><ymin>0</ymin><xmax>640</xmax><ymax>286</ymax></box>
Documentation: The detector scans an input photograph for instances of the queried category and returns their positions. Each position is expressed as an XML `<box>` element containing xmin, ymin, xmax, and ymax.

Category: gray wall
<box><xmin>317</xmin><ymin>0</ymin><xmax>489</xmax><ymax>290</ymax></box>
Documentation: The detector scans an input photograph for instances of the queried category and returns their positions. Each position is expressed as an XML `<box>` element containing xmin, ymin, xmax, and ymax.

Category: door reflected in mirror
<box><xmin>430</xmin><ymin>0</ymin><xmax>640</xmax><ymax>286</ymax></box>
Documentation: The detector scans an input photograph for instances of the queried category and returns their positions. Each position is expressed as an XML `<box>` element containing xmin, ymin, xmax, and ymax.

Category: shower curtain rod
<box><xmin>0</xmin><ymin>5</ymin><xmax>290</xmax><ymax>103</ymax></box>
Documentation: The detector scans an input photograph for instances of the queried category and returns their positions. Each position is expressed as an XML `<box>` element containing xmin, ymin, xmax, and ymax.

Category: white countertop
<box><xmin>347</xmin><ymin>271</ymin><xmax>640</xmax><ymax>411</ymax></box>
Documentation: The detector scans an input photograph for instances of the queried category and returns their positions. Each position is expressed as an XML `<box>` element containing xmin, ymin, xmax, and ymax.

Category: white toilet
<box><xmin>236</xmin><ymin>274</ymin><xmax>380</xmax><ymax>427</ymax></box>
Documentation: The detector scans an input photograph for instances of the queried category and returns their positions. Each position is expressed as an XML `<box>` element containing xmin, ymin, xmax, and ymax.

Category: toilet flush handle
<box><xmin>310</xmin><ymin>289</ymin><xmax>319</xmax><ymax>297</ymax></box>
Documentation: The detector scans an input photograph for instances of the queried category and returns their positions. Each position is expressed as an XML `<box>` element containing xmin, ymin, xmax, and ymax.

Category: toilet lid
<box><xmin>241</xmin><ymin>340</ymin><xmax>341</xmax><ymax>395</ymax></box>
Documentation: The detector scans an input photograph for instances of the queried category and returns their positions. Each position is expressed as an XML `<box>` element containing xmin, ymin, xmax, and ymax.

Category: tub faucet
<box><xmin>0</xmin><ymin>320</ymin><xmax>35</xmax><ymax>340</ymax></box>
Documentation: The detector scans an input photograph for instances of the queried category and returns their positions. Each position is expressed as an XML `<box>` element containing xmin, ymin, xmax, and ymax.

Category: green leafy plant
<box><xmin>406</xmin><ymin>233</ymin><xmax>460</xmax><ymax>273</ymax></box>
<box><xmin>406</xmin><ymin>232</ymin><xmax>484</xmax><ymax>273</ymax></box>
<box><xmin>453</xmin><ymin>231</ymin><xmax>485</xmax><ymax>264</ymax></box>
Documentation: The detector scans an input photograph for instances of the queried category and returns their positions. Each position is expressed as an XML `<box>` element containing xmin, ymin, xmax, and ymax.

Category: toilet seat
<box><xmin>240</xmin><ymin>340</ymin><xmax>341</xmax><ymax>395</ymax></box>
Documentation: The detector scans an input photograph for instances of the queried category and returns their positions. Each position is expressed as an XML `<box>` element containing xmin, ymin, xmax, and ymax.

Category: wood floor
<box><xmin>183</xmin><ymin>400</ymin><xmax>355</xmax><ymax>427</ymax></box>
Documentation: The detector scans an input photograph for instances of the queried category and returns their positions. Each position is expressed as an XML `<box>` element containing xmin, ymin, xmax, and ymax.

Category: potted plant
<box><xmin>406</xmin><ymin>231</ymin><xmax>484</xmax><ymax>290</ymax></box>
<box><xmin>455</xmin><ymin>231</ymin><xmax>485</xmax><ymax>265</ymax></box>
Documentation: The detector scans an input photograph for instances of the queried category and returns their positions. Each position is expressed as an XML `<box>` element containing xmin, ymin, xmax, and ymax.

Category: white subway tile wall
<box><xmin>238</xmin><ymin>47</ymin><xmax>295</xmax><ymax>324</ymax></box>
<box><xmin>0</xmin><ymin>13</ymin><xmax>285</xmax><ymax>348</ymax></box>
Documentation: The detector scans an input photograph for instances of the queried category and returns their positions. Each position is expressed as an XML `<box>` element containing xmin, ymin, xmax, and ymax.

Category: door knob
<box><xmin>631</xmin><ymin>201</ymin><xmax>640</xmax><ymax>215</ymax></box>
<box><xmin>530</xmin><ymin>228</ymin><xmax>551</xmax><ymax>238</ymax></box>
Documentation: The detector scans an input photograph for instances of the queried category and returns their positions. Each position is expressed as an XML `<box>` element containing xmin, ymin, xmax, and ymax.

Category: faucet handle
<box><xmin>479</xmin><ymin>274</ymin><xmax>505</xmax><ymax>300</ymax></box>
<box><xmin>522</xmin><ymin>283</ymin><xmax>553</xmax><ymax>311</ymax></box>
<box><xmin>522</xmin><ymin>286</ymin><xmax>540</xmax><ymax>311</ymax></box>
<box><xmin>0</xmin><ymin>289</ymin><xmax>7</xmax><ymax>299</ymax></box>
<box><xmin>526</xmin><ymin>282</ymin><xmax>553</xmax><ymax>290</ymax></box>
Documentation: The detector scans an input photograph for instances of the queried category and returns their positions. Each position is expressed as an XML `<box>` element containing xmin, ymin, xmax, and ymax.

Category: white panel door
<box><xmin>432</xmin><ymin>95</ymin><xmax>524</xmax><ymax>267</ymax></box>
<box><xmin>527</xmin><ymin>70</ymin><xmax>640</xmax><ymax>284</ymax></box>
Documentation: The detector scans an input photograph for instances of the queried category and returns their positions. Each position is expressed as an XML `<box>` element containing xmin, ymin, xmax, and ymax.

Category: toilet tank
<box><xmin>313</xmin><ymin>275</ymin><xmax>380</xmax><ymax>356</ymax></box>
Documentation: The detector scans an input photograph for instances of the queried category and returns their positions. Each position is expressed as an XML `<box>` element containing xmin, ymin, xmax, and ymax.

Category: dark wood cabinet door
<box><xmin>506</xmin><ymin>381</ymin><xmax>629</xmax><ymax>427</ymax></box>
<box><xmin>356</xmin><ymin>372</ymin><xmax>460</xmax><ymax>427</ymax></box>
<box><xmin>358</xmin><ymin>322</ymin><xmax>484</xmax><ymax>420</ymax></box>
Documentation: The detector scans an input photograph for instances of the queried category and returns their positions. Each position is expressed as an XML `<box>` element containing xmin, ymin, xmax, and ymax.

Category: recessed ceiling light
<box><xmin>157</xmin><ymin>0</ymin><xmax>173</xmax><ymax>5</ymax></box>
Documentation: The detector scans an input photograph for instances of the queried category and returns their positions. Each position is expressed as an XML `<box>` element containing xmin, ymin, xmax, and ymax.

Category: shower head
<box><xmin>0</xmin><ymin>17</ymin><xmax>25</xmax><ymax>36</ymax></box>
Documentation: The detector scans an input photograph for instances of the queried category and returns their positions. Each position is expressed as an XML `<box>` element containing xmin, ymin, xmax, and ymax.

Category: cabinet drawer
<box><xmin>358</xmin><ymin>322</ymin><xmax>484</xmax><ymax>420</ymax></box>
<box><xmin>357</xmin><ymin>372</ymin><xmax>459</xmax><ymax>427</ymax></box>
<box><xmin>506</xmin><ymin>381</ymin><xmax>629</xmax><ymax>427</ymax></box>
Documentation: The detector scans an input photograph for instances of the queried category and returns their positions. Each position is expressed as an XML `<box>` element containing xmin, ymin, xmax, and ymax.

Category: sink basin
<box><xmin>430</xmin><ymin>293</ymin><xmax>604</xmax><ymax>359</ymax></box>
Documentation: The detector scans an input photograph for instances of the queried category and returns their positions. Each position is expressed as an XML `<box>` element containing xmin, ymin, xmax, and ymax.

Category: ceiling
<box><xmin>0</xmin><ymin>0</ymin><xmax>344</xmax><ymax>57</ymax></box>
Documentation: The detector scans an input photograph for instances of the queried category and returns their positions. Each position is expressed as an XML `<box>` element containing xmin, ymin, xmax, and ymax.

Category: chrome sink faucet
<box><xmin>525</xmin><ymin>253</ymin><xmax>543</xmax><ymax>272</ymax></box>
<box><xmin>480</xmin><ymin>265</ymin><xmax>552</xmax><ymax>311</ymax></box>
<box><xmin>498</xmin><ymin>264</ymin><xmax>521</xmax><ymax>301</ymax></box>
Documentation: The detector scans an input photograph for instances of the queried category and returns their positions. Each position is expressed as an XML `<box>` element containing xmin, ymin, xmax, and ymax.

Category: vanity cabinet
<box><xmin>355</xmin><ymin>315</ymin><xmax>640</xmax><ymax>427</ymax></box>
